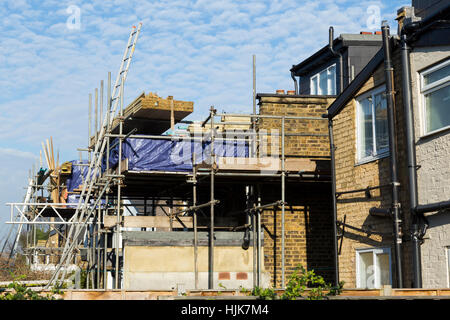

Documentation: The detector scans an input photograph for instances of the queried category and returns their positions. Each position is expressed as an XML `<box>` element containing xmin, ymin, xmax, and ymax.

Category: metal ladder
<box><xmin>0</xmin><ymin>177</ymin><xmax>35</xmax><ymax>261</ymax></box>
<box><xmin>46</xmin><ymin>23</ymin><xmax>142</xmax><ymax>288</ymax></box>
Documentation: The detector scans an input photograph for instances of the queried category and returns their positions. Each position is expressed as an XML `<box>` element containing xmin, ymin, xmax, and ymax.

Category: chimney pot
<box><xmin>276</xmin><ymin>89</ymin><xmax>285</xmax><ymax>94</ymax></box>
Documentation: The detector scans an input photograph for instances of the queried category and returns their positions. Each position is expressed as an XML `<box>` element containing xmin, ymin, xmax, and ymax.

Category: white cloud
<box><xmin>0</xmin><ymin>148</ymin><xmax>38</xmax><ymax>160</ymax></box>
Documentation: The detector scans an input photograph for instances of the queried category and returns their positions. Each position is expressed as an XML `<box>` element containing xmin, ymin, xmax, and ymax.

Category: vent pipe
<box><xmin>329</xmin><ymin>26</ymin><xmax>344</xmax><ymax>94</ymax></box>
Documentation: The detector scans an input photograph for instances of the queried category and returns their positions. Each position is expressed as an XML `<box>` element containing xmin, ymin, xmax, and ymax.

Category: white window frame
<box><xmin>355</xmin><ymin>85</ymin><xmax>389</xmax><ymax>164</ymax></box>
<box><xmin>310</xmin><ymin>63</ymin><xmax>336</xmax><ymax>95</ymax></box>
<box><xmin>447</xmin><ymin>246</ymin><xmax>450</xmax><ymax>288</ymax></box>
<box><xmin>356</xmin><ymin>247</ymin><xmax>392</xmax><ymax>289</ymax></box>
<box><xmin>419</xmin><ymin>58</ymin><xmax>450</xmax><ymax>136</ymax></box>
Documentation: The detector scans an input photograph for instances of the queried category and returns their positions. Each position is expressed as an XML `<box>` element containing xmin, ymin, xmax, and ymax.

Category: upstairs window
<box><xmin>310</xmin><ymin>64</ymin><xmax>336</xmax><ymax>95</ymax></box>
<box><xmin>420</xmin><ymin>59</ymin><xmax>450</xmax><ymax>135</ymax></box>
<box><xmin>356</xmin><ymin>86</ymin><xmax>389</xmax><ymax>163</ymax></box>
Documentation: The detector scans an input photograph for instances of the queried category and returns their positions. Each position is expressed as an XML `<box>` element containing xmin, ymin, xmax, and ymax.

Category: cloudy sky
<box><xmin>0</xmin><ymin>0</ymin><xmax>407</xmax><ymax>240</ymax></box>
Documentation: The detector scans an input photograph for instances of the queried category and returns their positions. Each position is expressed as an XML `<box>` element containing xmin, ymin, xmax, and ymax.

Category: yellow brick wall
<box><xmin>261</xmin><ymin>183</ymin><xmax>334</xmax><ymax>288</ymax></box>
<box><xmin>257</xmin><ymin>96</ymin><xmax>333</xmax><ymax>158</ymax></box>
<box><xmin>332</xmin><ymin>50</ymin><xmax>413</xmax><ymax>288</ymax></box>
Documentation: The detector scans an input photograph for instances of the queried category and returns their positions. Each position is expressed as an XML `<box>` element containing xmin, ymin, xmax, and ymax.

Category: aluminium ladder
<box><xmin>46</xmin><ymin>23</ymin><xmax>142</xmax><ymax>288</ymax></box>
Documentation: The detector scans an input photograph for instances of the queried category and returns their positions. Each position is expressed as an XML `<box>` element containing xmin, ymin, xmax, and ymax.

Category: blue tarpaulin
<box><xmin>104</xmin><ymin>137</ymin><xmax>249</xmax><ymax>172</ymax></box>
<box><xmin>64</xmin><ymin>137</ymin><xmax>249</xmax><ymax>202</ymax></box>
<box><xmin>66</xmin><ymin>159</ymin><xmax>89</xmax><ymax>192</ymax></box>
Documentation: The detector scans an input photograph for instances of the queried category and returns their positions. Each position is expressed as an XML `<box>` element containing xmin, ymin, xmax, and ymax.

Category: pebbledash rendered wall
<box><xmin>409</xmin><ymin>46</ymin><xmax>450</xmax><ymax>288</ymax></box>
<box><xmin>257</xmin><ymin>94</ymin><xmax>336</xmax><ymax>287</ymax></box>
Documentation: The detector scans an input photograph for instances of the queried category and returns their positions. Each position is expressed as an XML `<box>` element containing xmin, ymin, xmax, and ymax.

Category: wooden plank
<box><xmin>210</xmin><ymin>157</ymin><xmax>317</xmax><ymax>172</ymax></box>
<box><xmin>104</xmin><ymin>215</ymin><xmax>193</xmax><ymax>228</ymax></box>
<box><xmin>104</xmin><ymin>216</ymin><xmax>119</xmax><ymax>228</ymax></box>
<box><xmin>124</xmin><ymin>216</ymin><xmax>193</xmax><ymax>228</ymax></box>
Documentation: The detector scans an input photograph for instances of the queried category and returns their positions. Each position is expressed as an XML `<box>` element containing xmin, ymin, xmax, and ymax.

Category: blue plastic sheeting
<box><xmin>104</xmin><ymin>137</ymin><xmax>249</xmax><ymax>172</ymax></box>
<box><xmin>65</xmin><ymin>160</ymin><xmax>87</xmax><ymax>204</ymax></box>
<box><xmin>66</xmin><ymin>160</ymin><xmax>89</xmax><ymax>192</ymax></box>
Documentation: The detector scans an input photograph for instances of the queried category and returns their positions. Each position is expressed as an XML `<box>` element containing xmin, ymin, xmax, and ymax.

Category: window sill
<box><xmin>419</xmin><ymin>125</ymin><xmax>450</xmax><ymax>141</ymax></box>
<box><xmin>355</xmin><ymin>152</ymin><xmax>389</xmax><ymax>166</ymax></box>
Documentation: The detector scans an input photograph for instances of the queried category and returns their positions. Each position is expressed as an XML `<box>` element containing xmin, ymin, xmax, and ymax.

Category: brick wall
<box><xmin>332</xmin><ymin>48</ymin><xmax>414</xmax><ymax>288</ymax></box>
<box><xmin>256</xmin><ymin>94</ymin><xmax>335</xmax><ymax>287</ymax></box>
<box><xmin>261</xmin><ymin>182</ymin><xmax>334</xmax><ymax>287</ymax></box>
<box><xmin>257</xmin><ymin>94</ymin><xmax>334</xmax><ymax>158</ymax></box>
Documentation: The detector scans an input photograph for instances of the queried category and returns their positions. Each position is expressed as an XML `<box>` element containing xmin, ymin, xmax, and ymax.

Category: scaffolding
<box><xmin>3</xmin><ymin>24</ymin><xmax>331</xmax><ymax>291</ymax></box>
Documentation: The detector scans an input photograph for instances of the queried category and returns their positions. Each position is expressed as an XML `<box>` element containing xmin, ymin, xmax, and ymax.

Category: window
<box><xmin>310</xmin><ymin>64</ymin><xmax>336</xmax><ymax>95</ymax></box>
<box><xmin>447</xmin><ymin>247</ymin><xmax>450</xmax><ymax>287</ymax></box>
<box><xmin>356</xmin><ymin>86</ymin><xmax>389</xmax><ymax>162</ymax></box>
<box><xmin>356</xmin><ymin>248</ymin><xmax>392</xmax><ymax>289</ymax></box>
<box><xmin>420</xmin><ymin>59</ymin><xmax>450</xmax><ymax>134</ymax></box>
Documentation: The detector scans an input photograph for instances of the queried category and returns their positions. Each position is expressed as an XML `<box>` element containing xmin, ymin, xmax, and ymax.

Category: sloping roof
<box><xmin>326</xmin><ymin>48</ymin><xmax>384</xmax><ymax>119</ymax></box>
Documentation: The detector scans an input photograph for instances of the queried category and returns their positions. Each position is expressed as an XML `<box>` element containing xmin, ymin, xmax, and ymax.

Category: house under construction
<box><xmin>3</xmin><ymin>23</ymin><xmax>336</xmax><ymax>291</ymax></box>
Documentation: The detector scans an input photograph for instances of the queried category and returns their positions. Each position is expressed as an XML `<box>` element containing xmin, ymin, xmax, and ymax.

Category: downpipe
<box><xmin>382</xmin><ymin>22</ymin><xmax>403</xmax><ymax>288</ymax></box>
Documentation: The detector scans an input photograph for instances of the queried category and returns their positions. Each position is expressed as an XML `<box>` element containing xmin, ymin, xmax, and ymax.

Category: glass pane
<box><xmin>358</xmin><ymin>97</ymin><xmax>374</xmax><ymax>159</ymax></box>
<box><xmin>328</xmin><ymin>65</ymin><xmax>336</xmax><ymax>95</ymax></box>
<box><xmin>358</xmin><ymin>252</ymin><xmax>374</xmax><ymax>288</ymax></box>
<box><xmin>376</xmin><ymin>253</ymin><xmax>391</xmax><ymax>286</ymax></box>
<box><xmin>426</xmin><ymin>85</ymin><xmax>450</xmax><ymax>132</ymax></box>
<box><xmin>311</xmin><ymin>76</ymin><xmax>317</xmax><ymax>95</ymax></box>
<box><xmin>447</xmin><ymin>247</ymin><xmax>450</xmax><ymax>288</ymax></box>
<box><xmin>374</xmin><ymin>92</ymin><xmax>389</xmax><ymax>153</ymax></box>
<box><xmin>424</xmin><ymin>63</ymin><xmax>450</xmax><ymax>85</ymax></box>
<box><xmin>319</xmin><ymin>69</ymin><xmax>327</xmax><ymax>95</ymax></box>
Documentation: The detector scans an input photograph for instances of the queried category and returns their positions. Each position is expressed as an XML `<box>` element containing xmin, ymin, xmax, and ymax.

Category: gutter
<box><xmin>381</xmin><ymin>21</ymin><xmax>403</xmax><ymax>288</ymax></box>
<box><xmin>329</xmin><ymin>26</ymin><xmax>344</xmax><ymax>94</ymax></box>
<box><xmin>291</xmin><ymin>69</ymin><xmax>299</xmax><ymax>94</ymax></box>
<box><xmin>400</xmin><ymin>31</ymin><xmax>423</xmax><ymax>289</ymax></box>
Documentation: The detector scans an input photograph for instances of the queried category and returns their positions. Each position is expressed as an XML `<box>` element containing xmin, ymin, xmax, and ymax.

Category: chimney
<box><xmin>276</xmin><ymin>89</ymin><xmax>285</xmax><ymax>95</ymax></box>
<box><xmin>360</xmin><ymin>31</ymin><xmax>372</xmax><ymax>35</ymax></box>
<box><xmin>396</xmin><ymin>6</ymin><xmax>419</xmax><ymax>34</ymax></box>
<box><xmin>287</xmin><ymin>90</ymin><xmax>295</xmax><ymax>95</ymax></box>
<box><xmin>374</xmin><ymin>31</ymin><xmax>382</xmax><ymax>35</ymax></box>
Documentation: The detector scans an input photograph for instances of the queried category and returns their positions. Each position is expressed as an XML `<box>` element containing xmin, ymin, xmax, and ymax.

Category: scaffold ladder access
<box><xmin>46</xmin><ymin>23</ymin><xmax>142</xmax><ymax>288</ymax></box>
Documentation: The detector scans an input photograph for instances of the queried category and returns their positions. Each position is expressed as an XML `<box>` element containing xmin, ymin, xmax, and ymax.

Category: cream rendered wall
<box><xmin>123</xmin><ymin>246</ymin><xmax>270</xmax><ymax>290</ymax></box>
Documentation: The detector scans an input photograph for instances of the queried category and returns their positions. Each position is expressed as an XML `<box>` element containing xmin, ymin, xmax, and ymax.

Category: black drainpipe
<box><xmin>291</xmin><ymin>69</ymin><xmax>299</xmax><ymax>95</ymax></box>
<box><xmin>400</xmin><ymin>32</ymin><xmax>422</xmax><ymax>288</ymax></box>
<box><xmin>325</xmin><ymin>115</ymin><xmax>339</xmax><ymax>286</ymax></box>
<box><xmin>329</xmin><ymin>26</ymin><xmax>344</xmax><ymax>94</ymax></box>
<box><xmin>381</xmin><ymin>21</ymin><xmax>403</xmax><ymax>288</ymax></box>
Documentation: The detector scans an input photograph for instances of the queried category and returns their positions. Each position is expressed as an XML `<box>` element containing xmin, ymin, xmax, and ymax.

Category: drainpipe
<box><xmin>382</xmin><ymin>21</ymin><xmax>403</xmax><ymax>288</ymax></box>
<box><xmin>327</xmin><ymin>116</ymin><xmax>340</xmax><ymax>286</ymax></box>
<box><xmin>329</xmin><ymin>26</ymin><xmax>344</xmax><ymax>94</ymax></box>
<box><xmin>291</xmin><ymin>69</ymin><xmax>299</xmax><ymax>95</ymax></box>
<box><xmin>400</xmin><ymin>32</ymin><xmax>422</xmax><ymax>288</ymax></box>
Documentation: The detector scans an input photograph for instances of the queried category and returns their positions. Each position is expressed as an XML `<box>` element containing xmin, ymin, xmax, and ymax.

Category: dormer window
<box><xmin>310</xmin><ymin>64</ymin><xmax>336</xmax><ymax>95</ymax></box>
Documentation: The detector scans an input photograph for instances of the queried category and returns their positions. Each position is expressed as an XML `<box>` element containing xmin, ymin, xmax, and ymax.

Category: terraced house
<box><xmin>326</xmin><ymin>1</ymin><xmax>450</xmax><ymax>289</ymax></box>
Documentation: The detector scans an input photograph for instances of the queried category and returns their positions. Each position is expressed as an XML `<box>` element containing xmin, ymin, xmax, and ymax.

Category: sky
<box><xmin>0</xmin><ymin>0</ymin><xmax>408</xmax><ymax>241</ymax></box>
